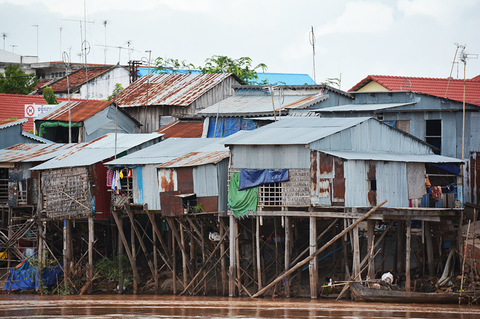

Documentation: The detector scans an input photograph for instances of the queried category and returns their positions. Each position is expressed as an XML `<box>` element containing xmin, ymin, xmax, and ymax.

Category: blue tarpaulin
<box><xmin>430</xmin><ymin>163</ymin><xmax>461</xmax><ymax>175</ymax></box>
<box><xmin>238</xmin><ymin>169</ymin><xmax>289</xmax><ymax>191</ymax></box>
<box><xmin>3</xmin><ymin>259</ymin><xmax>63</xmax><ymax>292</ymax></box>
<box><xmin>207</xmin><ymin>117</ymin><xmax>257</xmax><ymax>138</ymax></box>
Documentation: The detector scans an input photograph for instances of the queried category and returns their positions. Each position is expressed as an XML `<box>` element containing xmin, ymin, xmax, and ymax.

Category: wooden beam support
<box><xmin>309</xmin><ymin>216</ymin><xmax>317</xmax><ymax>299</ymax></box>
<box><xmin>229</xmin><ymin>214</ymin><xmax>236</xmax><ymax>297</ymax></box>
<box><xmin>406</xmin><ymin>218</ymin><xmax>411</xmax><ymax>292</ymax></box>
<box><xmin>251</xmin><ymin>200</ymin><xmax>387</xmax><ymax>298</ymax></box>
<box><xmin>111</xmin><ymin>210</ymin><xmax>140</xmax><ymax>289</ymax></box>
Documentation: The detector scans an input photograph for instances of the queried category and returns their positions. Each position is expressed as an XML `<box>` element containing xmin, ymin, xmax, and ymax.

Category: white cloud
<box><xmin>316</xmin><ymin>1</ymin><xmax>393</xmax><ymax>36</ymax></box>
<box><xmin>0</xmin><ymin>0</ymin><xmax>214</xmax><ymax>16</ymax></box>
<box><xmin>397</xmin><ymin>0</ymin><xmax>479</xmax><ymax>21</ymax></box>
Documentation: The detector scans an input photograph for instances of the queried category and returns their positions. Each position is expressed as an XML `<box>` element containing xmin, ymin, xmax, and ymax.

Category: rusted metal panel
<box><xmin>197</xmin><ymin>196</ymin><xmax>218</xmax><ymax>212</ymax></box>
<box><xmin>155</xmin><ymin>121</ymin><xmax>203</xmax><ymax>138</ymax></box>
<box><xmin>177</xmin><ymin>167</ymin><xmax>194</xmax><ymax>193</ymax></box>
<box><xmin>39</xmin><ymin>100</ymin><xmax>111</xmax><ymax>122</ymax></box>
<box><xmin>157</xmin><ymin>150</ymin><xmax>229</xmax><ymax>168</ymax></box>
<box><xmin>318</xmin><ymin>179</ymin><xmax>331</xmax><ymax>198</ymax></box>
<box><xmin>333</xmin><ymin>157</ymin><xmax>345</xmax><ymax>203</ymax></box>
<box><xmin>158</xmin><ymin>169</ymin><xmax>177</xmax><ymax>192</ymax></box>
<box><xmin>471</xmin><ymin>152</ymin><xmax>480</xmax><ymax>206</ymax></box>
<box><xmin>319</xmin><ymin>152</ymin><xmax>334</xmax><ymax>177</ymax></box>
<box><xmin>160</xmin><ymin>191</ymin><xmax>183</xmax><ymax>217</ymax></box>
<box><xmin>94</xmin><ymin>162</ymin><xmax>111</xmax><ymax>220</ymax></box>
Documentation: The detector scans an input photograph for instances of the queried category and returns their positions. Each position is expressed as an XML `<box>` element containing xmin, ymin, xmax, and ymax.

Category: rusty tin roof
<box><xmin>115</xmin><ymin>73</ymin><xmax>233</xmax><ymax>108</ymax></box>
<box><xmin>37</xmin><ymin>100</ymin><xmax>112</xmax><ymax>122</ymax></box>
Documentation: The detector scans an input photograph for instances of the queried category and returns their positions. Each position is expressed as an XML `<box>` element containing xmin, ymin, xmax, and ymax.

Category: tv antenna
<box><xmin>62</xmin><ymin>51</ymin><xmax>72</xmax><ymax>143</ymax></box>
<box><xmin>309</xmin><ymin>26</ymin><xmax>316</xmax><ymax>84</ymax></box>
<box><xmin>458</xmin><ymin>46</ymin><xmax>477</xmax><ymax>159</ymax></box>
<box><xmin>445</xmin><ymin>43</ymin><xmax>465</xmax><ymax>98</ymax></box>
<box><xmin>126</xmin><ymin>40</ymin><xmax>133</xmax><ymax>62</ymax></box>
<box><xmin>2</xmin><ymin>32</ymin><xmax>9</xmax><ymax>51</ymax></box>
<box><xmin>103</xmin><ymin>20</ymin><xmax>110</xmax><ymax>64</ymax></box>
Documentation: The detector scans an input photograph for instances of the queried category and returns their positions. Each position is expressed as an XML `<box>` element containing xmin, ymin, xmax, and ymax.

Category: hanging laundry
<box><xmin>119</xmin><ymin>170</ymin><xmax>124</xmax><ymax>179</ymax></box>
<box><xmin>106</xmin><ymin>169</ymin><xmax>114</xmax><ymax>187</ymax></box>
<box><xmin>128</xmin><ymin>169</ymin><xmax>132</xmax><ymax>178</ymax></box>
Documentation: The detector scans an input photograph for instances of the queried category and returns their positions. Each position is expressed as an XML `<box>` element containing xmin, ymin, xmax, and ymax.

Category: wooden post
<box><xmin>235</xmin><ymin>220</ymin><xmax>241</xmax><ymax>294</ymax></box>
<box><xmin>220</xmin><ymin>217</ymin><xmax>227</xmax><ymax>295</ymax></box>
<box><xmin>285</xmin><ymin>216</ymin><xmax>291</xmax><ymax>298</ymax></box>
<box><xmin>201</xmin><ymin>220</ymin><xmax>207</xmax><ymax>295</ymax></box>
<box><xmin>425</xmin><ymin>221</ymin><xmax>435</xmax><ymax>276</ymax></box>
<box><xmin>117</xmin><ymin>216</ymin><xmax>124</xmax><ymax>294</ymax></box>
<box><xmin>405</xmin><ymin>218</ymin><xmax>411</xmax><ymax>292</ymax></box>
<box><xmin>342</xmin><ymin>218</ymin><xmax>349</xmax><ymax>280</ymax></box>
<box><xmin>87</xmin><ymin>215</ymin><xmax>94</xmax><ymax>294</ymax></box>
<box><xmin>64</xmin><ymin>219</ymin><xmax>72</xmax><ymax>291</ymax></box>
<box><xmin>172</xmin><ymin>225</ymin><xmax>177</xmax><ymax>295</ymax></box>
<box><xmin>251</xmin><ymin>200</ymin><xmax>387</xmax><ymax>298</ymax></box>
<box><xmin>229</xmin><ymin>214</ymin><xmax>236</xmax><ymax>297</ymax></box>
<box><xmin>256</xmin><ymin>216</ymin><xmax>262</xmax><ymax>292</ymax></box>
<box><xmin>396</xmin><ymin>220</ymin><xmax>404</xmax><ymax>274</ymax></box>
<box><xmin>367</xmin><ymin>219</ymin><xmax>375</xmax><ymax>280</ymax></box>
<box><xmin>352</xmin><ymin>219</ymin><xmax>361</xmax><ymax>280</ymax></box>
<box><xmin>309</xmin><ymin>216</ymin><xmax>317</xmax><ymax>299</ymax></box>
<box><xmin>131</xmin><ymin>215</ymin><xmax>137</xmax><ymax>294</ymax></box>
<box><xmin>152</xmin><ymin>214</ymin><xmax>158</xmax><ymax>294</ymax></box>
<box><xmin>180</xmin><ymin>220</ymin><xmax>188</xmax><ymax>292</ymax></box>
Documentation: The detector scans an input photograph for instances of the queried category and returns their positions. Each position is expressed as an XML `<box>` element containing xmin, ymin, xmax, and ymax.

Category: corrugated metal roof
<box><xmin>21</xmin><ymin>131</ymin><xmax>54</xmax><ymax>143</ymax></box>
<box><xmin>0</xmin><ymin>118</ymin><xmax>28</xmax><ymax>129</ymax></box>
<box><xmin>322</xmin><ymin>150</ymin><xmax>464</xmax><ymax>164</ymax></box>
<box><xmin>224</xmin><ymin>117</ymin><xmax>370</xmax><ymax>145</ymax></box>
<box><xmin>106</xmin><ymin>138</ymin><xmax>222</xmax><ymax>165</ymax></box>
<box><xmin>314</xmin><ymin>102</ymin><xmax>415</xmax><ymax>113</ymax></box>
<box><xmin>155</xmin><ymin>120</ymin><xmax>203</xmax><ymax>138</ymax></box>
<box><xmin>0</xmin><ymin>143</ymin><xmax>78</xmax><ymax>163</ymax></box>
<box><xmin>37</xmin><ymin>100</ymin><xmax>112</xmax><ymax>122</ymax></box>
<box><xmin>32</xmin><ymin>133</ymin><xmax>161</xmax><ymax>170</ymax></box>
<box><xmin>198</xmin><ymin>94</ymin><xmax>327</xmax><ymax>117</ymax></box>
<box><xmin>115</xmin><ymin>73</ymin><xmax>233</xmax><ymax>108</ymax></box>
<box><xmin>157</xmin><ymin>150</ymin><xmax>229</xmax><ymax>168</ymax></box>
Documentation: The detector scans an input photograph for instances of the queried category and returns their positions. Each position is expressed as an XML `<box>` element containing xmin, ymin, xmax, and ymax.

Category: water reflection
<box><xmin>0</xmin><ymin>295</ymin><xmax>478</xmax><ymax>318</ymax></box>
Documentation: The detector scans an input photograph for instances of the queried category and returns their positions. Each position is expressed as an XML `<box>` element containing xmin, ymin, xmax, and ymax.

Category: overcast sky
<box><xmin>1</xmin><ymin>0</ymin><xmax>479</xmax><ymax>90</ymax></box>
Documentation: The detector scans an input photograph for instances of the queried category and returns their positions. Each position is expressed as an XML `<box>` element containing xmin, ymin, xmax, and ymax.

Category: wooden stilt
<box><xmin>309</xmin><ymin>216</ymin><xmax>317</xmax><ymax>299</ymax></box>
<box><xmin>367</xmin><ymin>219</ymin><xmax>375</xmax><ymax>280</ymax></box>
<box><xmin>152</xmin><ymin>214</ymin><xmax>159</xmax><ymax>295</ymax></box>
<box><xmin>405</xmin><ymin>218</ymin><xmax>411</xmax><ymax>292</ymax></box>
<box><xmin>343</xmin><ymin>218</ymin><xmax>349</xmax><ymax>280</ymax></box>
<box><xmin>172</xmin><ymin>224</ymin><xmax>177</xmax><ymax>295</ymax></box>
<box><xmin>256</xmin><ymin>216</ymin><xmax>262</xmax><ymax>292</ymax></box>
<box><xmin>220</xmin><ymin>217</ymin><xmax>227</xmax><ymax>295</ymax></box>
<box><xmin>87</xmin><ymin>216</ymin><xmax>94</xmax><ymax>294</ymax></box>
<box><xmin>235</xmin><ymin>220</ymin><xmax>241</xmax><ymax>295</ymax></box>
<box><xmin>396</xmin><ymin>220</ymin><xmax>404</xmax><ymax>274</ymax></box>
<box><xmin>229</xmin><ymin>214</ymin><xmax>236</xmax><ymax>297</ymax></box>
<box><xmin>425</xmin><ymin>221</ymin><xmax>435</xmax><ymax>276</ymax></box>
<box><xmin>180</xmin><ymin>220</ymin><xmax>188</xmax><ymax>292</ymax></box>
<box><xmin>117</xmin><ymin>216</ymin><xmax>124</xmax><ymax>294</ymax></box>
<box><xmin>125</xmin><ymin>205</ymin><xmax>156</xmax><ymax>278</ymax></box>
<box><xmin>146</xmin><ymin>211</ymin><xmax>171</xmax><ymax>265</ymax></box>
<box><xmin>285</xmin><ymin>216</ymin><xmax>291</xmax><ymax>298</ymax></box>
<box><xmin>251</xmin><ymin>200</ymin><xmax>387</xmax><ymax>298</ymax></box>
<box><xmin>131</xmin><ymin>215</ymin><xmax>137</xmax><ymax>294</ymax></box>
<box><xmin>201</xmin><ymin>220</ymin><xmax>207</xmax><ymax>295</ymax></box>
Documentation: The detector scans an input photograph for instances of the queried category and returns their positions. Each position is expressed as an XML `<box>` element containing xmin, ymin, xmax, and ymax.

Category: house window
<box><xmin>426</xmin><ymin>120</ymin><xmax>441</xmax><ymax>154</ymax></box>
<box><xmin>259</xmin><ymin>183</ymin><xmax>283</xmax><ymax>206</ymax></box>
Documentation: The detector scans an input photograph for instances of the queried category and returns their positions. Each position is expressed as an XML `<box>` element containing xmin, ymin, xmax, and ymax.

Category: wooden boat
<box><xmin>349</xmin><ymin>282</ymin><xmax>465</xmax><ymax>304</ymax></box>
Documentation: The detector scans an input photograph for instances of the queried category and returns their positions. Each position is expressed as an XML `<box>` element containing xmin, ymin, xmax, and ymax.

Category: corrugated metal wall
<box><xmin>310</xmin><ymin>119</ymin><xmax>432</xmax><ymax>155</ymax></box>
<box><xmin>216</xmin><ymin>159</ymin><xmax>229</xmax><ymax>212</ymax></box>
<box><xmin>230</xmin><ymin>145</ymin><xmax>310</xmax><ymax>169</ymax></box>
<box><xmin>140</xmin><ymin>164</ymin><xmax>161</xmax><ymax>210</ymax></box>
<box><xmin>344</xmin><ymin>160</ymin><xmax>408</xmax><ymax>208</ymax></box>
<box><xmin>193</xmin><ymin>164</ymin><xmax>218</xmax><ymax>197</ymax></box>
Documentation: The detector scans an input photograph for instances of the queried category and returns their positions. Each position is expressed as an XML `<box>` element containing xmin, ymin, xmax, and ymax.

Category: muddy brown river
<box><xmin>0</xmin><ymin>295</ymin><xmax>479</xmax><ymax>318</ymax></box>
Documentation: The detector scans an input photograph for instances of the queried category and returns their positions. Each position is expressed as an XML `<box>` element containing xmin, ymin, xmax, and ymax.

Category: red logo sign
<box><xmin>25</xmin><ymin>105</ymin><xmax>36</xmax><ymax>117</ymax></box>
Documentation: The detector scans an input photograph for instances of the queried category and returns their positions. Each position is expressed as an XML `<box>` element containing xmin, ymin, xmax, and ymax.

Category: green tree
<box><xmin>0</xmin><ymin>64</ymin><xmax>38</xmax><ymax>94</ymax></box>
<box><xmin>107</xmin><ymin>83</ymin><xmax>124</xmax><ymax>101</ymax></box>
<box><xmin>43</xmin><ymin>86</ymin><xmax>58</xmax><ymax>104</ymax></box>
<box><xmin>154</xmin><ymin>55</ymin><xmax>267</xmax><ymax>85</ymax></box>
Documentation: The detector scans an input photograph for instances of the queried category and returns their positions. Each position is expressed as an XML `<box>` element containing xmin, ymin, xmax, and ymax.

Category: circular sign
<box><xmin>26</xmin><ymin>105</ymin><xmax>35</xmax><ymax>117</ymax></box>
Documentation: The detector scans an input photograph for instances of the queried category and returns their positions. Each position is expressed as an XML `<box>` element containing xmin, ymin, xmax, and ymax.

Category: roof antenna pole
<box><xmin>62</xmin><ymin>51</ymin><xmax>71</xmax><ymax>143</ymax></box>
<box><xmin>445</xmin><ymin>43</ymin><xmax>464</xmax><ymax>98</ymax></box>
<box><xmin>309</xmin><ymin>26</ymin><xmax>316</xmax><ymax>84</ymax></box>
<box><xmin>143</xmin><ymin>51</ymin><xmax>152</xmax><ymax>132</ymax></box>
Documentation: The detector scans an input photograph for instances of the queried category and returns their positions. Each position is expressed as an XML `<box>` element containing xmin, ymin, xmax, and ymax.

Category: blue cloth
<box><xmin>3</xmin><ymin>259</ymin><xmax>63</xmax><ymax>292</ymax></box>
<box><xmin>207</xmin><ymin>117</ymin><xmax>257</xmax><ymax>138</ymax></box>
<box><xmin>238</xmin><ymin>169</ymin><xmax>289</xmax><ymax>191</ymax></box>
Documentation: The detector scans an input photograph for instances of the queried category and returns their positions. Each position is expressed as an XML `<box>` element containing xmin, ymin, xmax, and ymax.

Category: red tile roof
<box><xmin>155</xmin><ymin>121</ymin><xmax>203</xmax><ymax>138</ymax></box>
<box><xmin>349</xmin><ymin>75</ymin><xmax>480</xmax><ymax>106</ymax></box>
<box><xmin>36</xmin><ymin>66</ymin><xmax>114</xmax><ymax>94</ymax></box>
<box><xmin>0</xmin><ymin>94</ymin><xmax>89</xmax><ymax>132</ymax></box>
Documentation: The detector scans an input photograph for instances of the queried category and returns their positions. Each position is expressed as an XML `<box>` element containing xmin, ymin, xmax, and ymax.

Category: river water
<box><xmin>0</xmin><ymin>295</ymin><xmax>479</xmax><ymax>318</ymax></box>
